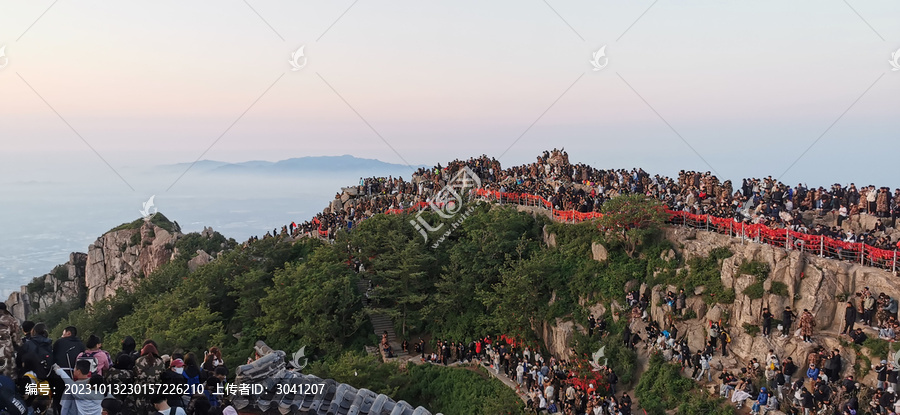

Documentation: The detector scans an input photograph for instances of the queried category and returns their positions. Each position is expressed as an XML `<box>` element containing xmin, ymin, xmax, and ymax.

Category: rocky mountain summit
<box><xmin>6</xmin><ymin>214</ymin><xmax>183</xmax><ymax>319</ymax></box>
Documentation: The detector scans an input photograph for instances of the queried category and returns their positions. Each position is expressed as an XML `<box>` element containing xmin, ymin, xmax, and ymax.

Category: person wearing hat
<box><xmin>752</xmin><ymin>386</ymin><xmax>769</xmax><ymax>415</ymax></box>
<box><xmin>159</xmin><ymin>358</ymin><xmax>189</xmax><ymax>408</ymax></box>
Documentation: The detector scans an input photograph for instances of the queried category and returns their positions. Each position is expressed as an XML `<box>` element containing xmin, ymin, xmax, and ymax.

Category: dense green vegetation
<box><xmin>663</xmin><ymin>247</ymin><xmax>735</xmax><ymax>304</ymax></box>
<box><xmin>31</xmin><ymin>195</ymin><xmax>743</xmax><ymax>411</ymax></box>
<box><xmin>307</xmin><ymin>352</ymin><xmax>524</xmax><ymax>415</ymax></box>
<box><xmin>770</xmin><ymin>281</ymin><xmax>789</xmax><ymax>296</ymax></box>
<box><xmin>737</xmin><ymin>260</ymin><xmax>770</xmax><ymax>280</ymax></box>
<box><xmin>743</xmin><ymin>282</ymin><xmax>765</xmax><ymax>299</ymax></box>
<box><xmin>636</xmin><ymin>354</ymin><xmax>735</xmax><ymax>415</ymax></box>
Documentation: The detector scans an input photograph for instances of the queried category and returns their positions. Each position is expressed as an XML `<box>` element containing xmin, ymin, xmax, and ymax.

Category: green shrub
<box><xmin>130</xmin><ymin>232</ymin><xmax>141</xmax><ymax>246</ymax></box>
<box><xmin>148</xmin><ymin>213</ymin><xmax>178</xmax><ymax>233</ymax></box>
<box><xmin>670</xmin><ymin>248</ymin><xmax>734</xmax><ymax>305</ymax></box>
<box><xmin>863</xmin><ymin>338</ymin><xmax>894</xmax><ymax>359</ymax></box>
<box><xmin>770</xmin><ymin>282</ymin><xmax>789</xmax><ymax>296</ymax></box>
<box><xmin>109</xmin><ymin>218</ymin><xmax>144</xmax><ymax>233</ymax></box>
<box><xmin>714</xmin><ymin>289</ymin><xmax>736</xmax><ymax>305</ymax></box>
<box><xmin>679</xmin><ymin>393</ymin><xmax>736</xmax><ymax>415</ymax></box>
<box><xmin>307</xmin><ymin>351</ymin><xmax>524</xmax><ymax>415</ymax></box>
<box><xmin>738</xmin><ymin>260</ymin><xmax>770</xmax><ymax>280</ymax></box>
<box><xmin>709</xmin><ymin>247</ymin><xmax>734</xmax><ymax>261</ymax></box>
<box><xmin>51</xmin><ymin>264</ymin><xmax>69</xmax><ymax>281</ymax></box>
<box><xmin>681</xmin><ymin>309</ymin><xmax>698</xmax><ymax>320</ymax></box>
<box><xmin>743</xmin><ymin>323</ymin><xmax>760</xmax><ymax>336</ymax></box>
<box><xmin>636</xmin><ymin>353</ymin><xmax>734</xmax><ymax>415</ymax></box>
<box><xmin>743</xmin><ymin>282</ymin><xmax>765</xmax><ymax>299</ymax></box>
<box><xmin>29</xmin><ymin>298</ymin><xmax>84</xmax><ymax>329</ymax></box>
<box><xmin>26</xmin><ymin>277</ymin><xmax>47</xmax><ymax>295</ymax></box>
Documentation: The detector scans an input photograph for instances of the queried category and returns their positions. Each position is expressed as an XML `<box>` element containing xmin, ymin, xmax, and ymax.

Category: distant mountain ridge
<box><xmin>162</xmin><ymin>155</ymin><xmax>425</xmax><ymax>175</ymax></box>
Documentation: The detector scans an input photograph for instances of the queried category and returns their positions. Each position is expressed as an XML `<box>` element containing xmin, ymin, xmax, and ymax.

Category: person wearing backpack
<box><xmin>76</xmin><ymin>335</ymin><xmax>111</xmax><ymax>376</ymax></box>
<box><xmin>18</xmin><ymin>323</ymin><xmax>53</xmax><ymax>380</ymax></box>
<box><xmin>18</xmin><ymin>324</ymin><xmax>53</xmax><ymax>414</ymax></box>
<box><xmin>719</xmin><ymin>329</ymin><xmax>731</xmax><ymax>357</ymax></box>
<box><xmin>151</xmin><ymin>394</ymin><xmax>186</xmax><ymax>415</ymax></box>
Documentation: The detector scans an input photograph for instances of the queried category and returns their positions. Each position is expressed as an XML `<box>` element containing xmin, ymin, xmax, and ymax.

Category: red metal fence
<box><xmin>457</xmin><ymin>189</ymin><xmax>898</xmax><ymax>272</ymax></box>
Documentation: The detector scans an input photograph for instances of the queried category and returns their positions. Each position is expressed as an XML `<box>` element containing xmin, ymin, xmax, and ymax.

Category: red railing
<box><xmin>412</xmin><ymin>188</ymin><xmax>900</xmax><ymax>272</ymax></box>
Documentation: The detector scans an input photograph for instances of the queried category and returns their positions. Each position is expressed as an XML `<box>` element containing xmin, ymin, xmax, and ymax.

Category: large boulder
<box><xmin>188</xmin><ymin>250</ymin><xmax>214</xmax><ymax>273</ymax></box>
<box><xmin>541</xmin><ymin>318</ymin><xmax>577</xmax><ymax>360</ymax></box>
<box><xmin>542</xmin><ymin>225</ymin><xmax>557</xmax><ymax>248</ymax></box>
<box><xmin>85</xmin><ymin>219</ymin><xmax>180</xmax><ymax>305</ymax></box>
<box><xmin>592</xmin><ymin>242</ymin><xmax>608</xmax><ymax>262</ymax></box>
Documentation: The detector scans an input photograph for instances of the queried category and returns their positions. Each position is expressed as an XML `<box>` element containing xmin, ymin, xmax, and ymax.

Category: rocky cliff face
<box><xmin>5</xmin><ymin>252</ymin><xmax>87</xmax><ymax>320</ymax></box>
<box><xmin>85</xmin><ymin>219</ymin><xmax>180</xmax><ymax>304</ymax></box>
<box><xmin>6</xmin><ymin>216</ymin><xmax>182</xmax><ymax>319</ymax></box>
<box><xmin>649</xmin><ymin>227</ymin><xmax>900</xmax><ymax>384</ymax></box>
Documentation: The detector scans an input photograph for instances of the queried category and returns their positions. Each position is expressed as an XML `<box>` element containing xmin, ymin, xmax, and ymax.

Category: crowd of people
<box><xmin>620</xmin><ymin>281</ymin><xmax>900</xmax><ymax>415</ymax></box>
<box><xmin>0</xmin><ymin>303</ymin><xmax>236</xmax><ymax>415</ymax></box>
<box><xmin>238</xmin><ymin>150</ymin><xmax>900</xmax><ymax>414</ymax></box>
<box><xmin>247</xmin><ymin>149</ymin><xmax>900</xmax><ymax>269</ymax></box>
<box><xmin>407</xmin><ymin>332</ymin><xmax>628</xmax><ymax>415</ymax></box>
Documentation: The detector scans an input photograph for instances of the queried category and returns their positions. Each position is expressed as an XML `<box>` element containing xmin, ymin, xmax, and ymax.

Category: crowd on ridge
<box><xmin>249</xmin><ymin>149</ymin><xmax>900</xmax><ymax>258</ymax></box>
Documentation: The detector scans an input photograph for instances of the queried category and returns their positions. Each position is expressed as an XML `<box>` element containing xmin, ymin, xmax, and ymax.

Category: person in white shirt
<box><xmin>152</xmin><ymin>394</ymin><xmax>187</xmax><ymax>415</ymax></box>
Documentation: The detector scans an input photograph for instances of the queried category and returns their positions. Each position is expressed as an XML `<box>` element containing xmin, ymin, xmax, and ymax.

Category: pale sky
<box><xmin>2</xmin><ymin>0</ymin><xmax>899</xmax><ymax>189</ymax></box>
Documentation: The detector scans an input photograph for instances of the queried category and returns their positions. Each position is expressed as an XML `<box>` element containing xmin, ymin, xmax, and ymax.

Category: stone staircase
<box><xmin>356</xmin><ymin>277</ymin><xmax>407</xmax><ymax>359</ymax></box>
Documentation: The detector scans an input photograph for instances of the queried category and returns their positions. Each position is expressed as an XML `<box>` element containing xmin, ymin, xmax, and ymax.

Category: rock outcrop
<box><xmin>647</xmin><ymin>227</ymin><xmax>900</xmax><ymax>385</ymax></box>
<box><xmin>592</xmin><ymin>242</ymin><xmax>608</xmax><ymax>262</ymax></box>
<box><xmin>188</xmin><ymin>250</ymin><xmax>214</xmax><ymax>273</ymax></box>
<box><xmin>85</xmin><ymin>218</ymin><xmax>180</xmax><ymax>305</ymax></box>
<box><xmin>5</xmin><ymin>252</ymin><xmax>87</xmax><ymax>320</ymax></box>
<box><xmin>541</xmin><ymin>318</ymin><xmax>579</xmax><ymax>360</ymax></box>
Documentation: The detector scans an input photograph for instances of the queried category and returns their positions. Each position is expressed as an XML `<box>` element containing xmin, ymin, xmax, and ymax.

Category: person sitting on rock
<box><xmin>879</xmin><ymin>324</ymin><xmax>895</xmax><ymax>340</ymax></box>
<box><xmin>849</xmin><ymin>328</ymin><xmax>867</xmax><ymax>345</ymax></box>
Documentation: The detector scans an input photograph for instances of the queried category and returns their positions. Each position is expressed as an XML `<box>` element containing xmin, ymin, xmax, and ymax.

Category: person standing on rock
<box><xmin>842</xmin><ymin>302</ymin><xmax>858</xmax><ymax>335</ymax></box>
<box><xmin>781</xmin><ymin>306</ymin><xmax>796</xmax><ymax>338</ymax></box>
<box><xmin>761</xmin><ymin>307</ymin><xmax>773</xmax><ymax>337</ymax></box>
<box><xmin>677</xmin><ymin>289</ymin><xmax>686</xmax><ymax>316</ymax></box>
<box><xmin>863</xmin><ymin>290</ymin><xmax>876</xmax><ymax>327</ymax></box>
<box><xmin>783</xmin><ymin>357</ymin><xmax>798</xmax><ymax>384</ymax></box>
<box><xmin>691</xmin><ymin>350</ymin><xmax>702</xmax><ymax>379</ymax></box>
<box><xmin>799</xmin><ymin>309</ymin><xmax>816</xmax><ymax>343</ymax></box>
<box><xmin>719</xmin><ymin>328</ymin><xmax>730</xmax><ymax>357</ymax></box>
<box><xmin>622</xmin><ymin>325</ymin><xmax>632</xmax><ymax>348</ymax></box>
<box><xmin>708</xmin><ymin>321</ymin><xmax>720</xmax><ymax>349</ymax></box>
